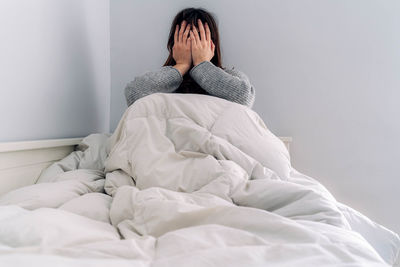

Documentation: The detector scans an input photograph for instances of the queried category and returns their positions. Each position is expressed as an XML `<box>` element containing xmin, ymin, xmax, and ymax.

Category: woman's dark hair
<box><xmin>163</xmin><ymin>7</ymin><xmax>225</xmax><ymax>95</ymax></box>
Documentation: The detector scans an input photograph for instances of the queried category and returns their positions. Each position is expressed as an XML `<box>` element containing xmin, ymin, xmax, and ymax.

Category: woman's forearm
<box><xmin>189</xmin><ymin>61</ymin><xmax>255</xmax><ymax>108</ymax></box>
<box><xmin>124</xmin><ymin>66</ymin><xmax>183</xmax><ymax>107</ymax></box>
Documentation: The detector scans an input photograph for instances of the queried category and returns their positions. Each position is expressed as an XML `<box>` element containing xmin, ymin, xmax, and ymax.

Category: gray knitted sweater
<box><xmin>124</xmin><ymin>60</ymin><xmax>255</xmax><ymax>108</ymax></box>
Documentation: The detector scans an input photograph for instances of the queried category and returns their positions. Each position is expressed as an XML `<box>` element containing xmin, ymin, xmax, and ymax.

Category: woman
<box><xmin>124</xmin><ymin>7</ymin><xmax>255</xmax><ymax>108</ymax></box>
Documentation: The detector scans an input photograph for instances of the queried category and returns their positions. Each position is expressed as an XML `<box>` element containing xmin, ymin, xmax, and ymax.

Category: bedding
<box><xmin>0</xmin><ymin>92</ymin><xmax>399</xmax><ymax>266</ymax></box>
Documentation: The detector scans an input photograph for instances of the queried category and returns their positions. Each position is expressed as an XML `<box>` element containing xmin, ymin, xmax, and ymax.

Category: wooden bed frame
<box><xmin>0</xmin><ymin>136</ymin><xmax>292</xmax><ymax>196</ymax></box>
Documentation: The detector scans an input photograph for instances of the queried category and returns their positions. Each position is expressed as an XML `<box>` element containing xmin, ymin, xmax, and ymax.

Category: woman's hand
<box><xmin>190</xmin><ymin>19</ymin><xmax>215</xmax><ymax>67</ymax></box>
<box><xmin>172</xmin><ymin>20</ymin><xmax>192</xmax><ymax>76</ymax></box>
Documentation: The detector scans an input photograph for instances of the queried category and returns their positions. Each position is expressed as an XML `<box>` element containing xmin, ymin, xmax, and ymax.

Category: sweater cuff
<box><xmin>166</xmin><ymin>65</ymin><xmax>184</xmax><ymax>84</ymax></box>
<box><xmin>189</xmin><ymin>60</ymin><xmax>214</xmax><ymax>78</ymax></box>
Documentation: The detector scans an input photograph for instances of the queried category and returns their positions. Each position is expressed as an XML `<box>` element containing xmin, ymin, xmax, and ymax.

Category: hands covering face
<box><xmin>172</xmin><ymin>19</ymin><xmax>215</xmax><ymax>70</ymax></box>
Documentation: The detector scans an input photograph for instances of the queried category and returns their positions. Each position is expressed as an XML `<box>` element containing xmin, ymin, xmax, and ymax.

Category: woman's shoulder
<box><xmin>223</xmin><ymin>65</ymin><xmax>251</xmax><ymax>81</ymax></box>
<box><xmin>223</xmin><ymin>66</ymin><xmax>248</xmax><ymax>78</ymax></box>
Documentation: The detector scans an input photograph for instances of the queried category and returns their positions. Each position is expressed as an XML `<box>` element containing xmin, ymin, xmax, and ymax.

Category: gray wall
<box><xmin>110</xmin><ymin>0</ymin><xmax>400</xmax><ymax>234</ymax></box>
<box><xmin>0</xmin><ymin>0</ymin><xmax>110</xmax><ymax>142</ymax></box>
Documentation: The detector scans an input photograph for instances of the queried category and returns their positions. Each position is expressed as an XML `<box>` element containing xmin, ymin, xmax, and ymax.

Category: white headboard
<box><xmin>0</xmin><ymin>136</ymin><xmax>292</xmax><ymax>196</ymax></box>
<box><xmin>0</xmin><ymin>138</ymin><xmax>83</xmax><ymax>196</ymax></box>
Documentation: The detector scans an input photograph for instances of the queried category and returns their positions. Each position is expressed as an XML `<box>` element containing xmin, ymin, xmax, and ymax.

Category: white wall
<box><xmin>0</xmin><ymin>0</ymin><xmax>110</xmax><ymax>142</ymax></box>
<box><xmin>110</xmin><ymin>0</ymin><xmax>400</xmax><ymax>234</ymax></box>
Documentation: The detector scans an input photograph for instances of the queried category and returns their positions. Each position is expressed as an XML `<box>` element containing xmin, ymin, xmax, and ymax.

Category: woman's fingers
<box><xmin>192</xmin><ymin>25</ymin><xmax>201</xmax><ymax>45</ymax></box>
<box><xmin>205</xmin><ymin>22</ymin><xmax>211</xmax><ymax>43</ymax></box>
<box><xmin>176</xmin><ymin>20</ymin><xmax>210</xmax><ymax>47</ymax></box>
<box><xmin>189</xmin><ymin>30</ymin><xmax>195</xmax><ymax>46</ymax></box>
<box><xmin>186</xmin><ymin>27</ymin><xmax>192</xmax><ymax>46</ymax></box>
<box><xmin>174</xmin><ymin>24</ymin><xmax>179</xmax><ymax>44</ymax></box>
<box><xmin>197</xmin><ymin>19</ymin><xmax>207</xmax><ymax>42</ymax></box>
<box><xmin>183</xmin><ymin>23</ymin><xmax>190</xmax><ymax>44</ymax></box>
<box><xmin>179</xmin><ymin>20</ymin><xmax>187</xmax><ymax>42</ymax></box>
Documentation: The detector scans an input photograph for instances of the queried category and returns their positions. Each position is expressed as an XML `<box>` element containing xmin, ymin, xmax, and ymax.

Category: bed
<box><xmin>0</xmin><ymin>93</ymin><xmax>398</xmax><ymax>267</ymax></box>
<box><xmin>0</xmin><ymin>136</ymin><xmax>290</xmax><ymax>195</ymax></box>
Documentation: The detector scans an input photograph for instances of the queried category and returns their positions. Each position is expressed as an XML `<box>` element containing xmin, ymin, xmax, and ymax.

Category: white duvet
<box><xmin>0</xmin><ymin>93</ymin><xmax>399</xmax><ymax>266</ymax></box>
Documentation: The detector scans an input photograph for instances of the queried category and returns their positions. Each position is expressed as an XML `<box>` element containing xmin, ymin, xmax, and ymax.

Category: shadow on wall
<box><xmin>50</xmin><ymin>0</ymin><xmax>102</xmax><ymax>136</ymax></box>
<box><xmin>0</xmin><ymin>0</ymin><xmax>109</xmax><ymax>141</ymax></box>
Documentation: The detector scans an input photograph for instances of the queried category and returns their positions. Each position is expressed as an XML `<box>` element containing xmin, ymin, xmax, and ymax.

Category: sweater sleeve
<box><xmin>124</xmin><ymin>65</ymin><xmax>183</xmax><ymax>107</ymax></box>
<box><xmin>189</xmin><ymin>60</ymin><xmax>255</xmax><ymax>108</ymax></box>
